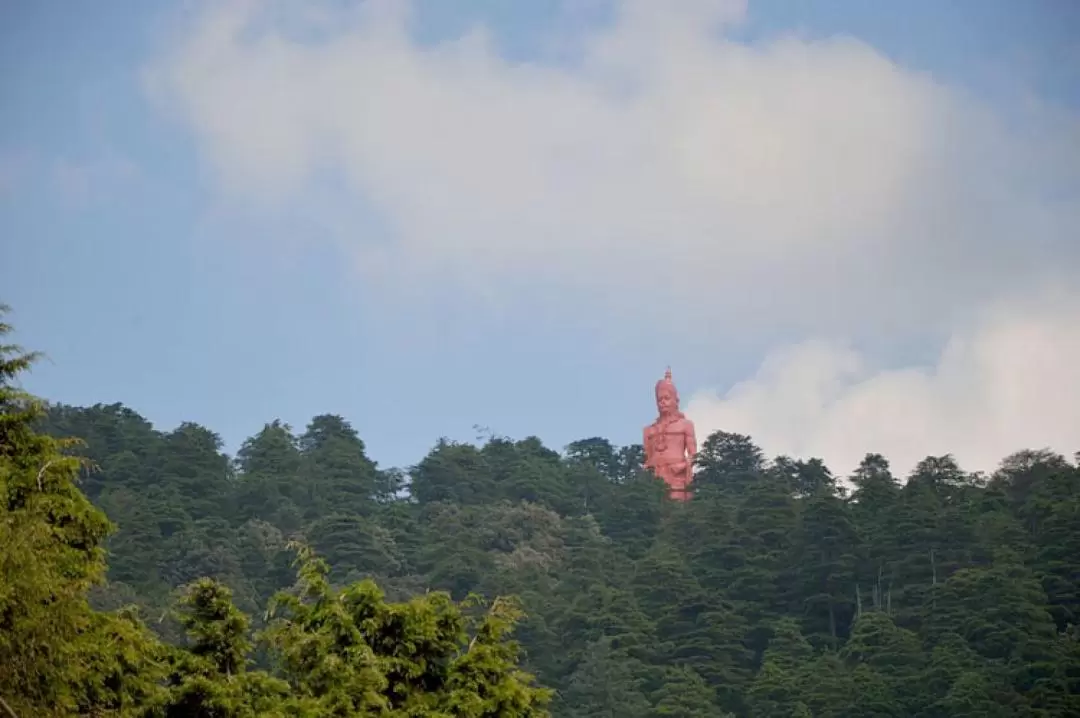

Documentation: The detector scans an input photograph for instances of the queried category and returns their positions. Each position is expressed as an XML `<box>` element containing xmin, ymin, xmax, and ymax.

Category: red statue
<box><xmin>643</xmin><ymin>368</ymin><xmax>698</xmax><ymax>501</ymax></box>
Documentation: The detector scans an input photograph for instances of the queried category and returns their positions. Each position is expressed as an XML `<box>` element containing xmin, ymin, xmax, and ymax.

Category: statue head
<box><xmin>655</xmin><ymin>367</ymin><xmax>680</xmax><ymax>416</ymax></box>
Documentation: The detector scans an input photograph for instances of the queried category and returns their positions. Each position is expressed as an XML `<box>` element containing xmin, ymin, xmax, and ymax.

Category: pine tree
<box><xmin>0</xmin><ymin>306</ymin><xmax>165</xmax><ymax>716</ymax></box>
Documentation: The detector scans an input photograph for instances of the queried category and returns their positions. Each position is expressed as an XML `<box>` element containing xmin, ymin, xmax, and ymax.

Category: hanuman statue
<box><xmin>643</xmin><ymin>368</ymin><xmax>698</xmax><ymax>501</ymax></box>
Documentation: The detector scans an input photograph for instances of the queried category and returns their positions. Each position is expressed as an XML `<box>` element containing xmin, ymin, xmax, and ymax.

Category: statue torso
<box><xmin>644</xmin><ymin>371</ymin><xmax>698</xmax><ymax>501</ymax></box>
<box><xmin>645</xmin><ymin>413</ymin><xmax>692</xmax><ymax>466</ymax></box>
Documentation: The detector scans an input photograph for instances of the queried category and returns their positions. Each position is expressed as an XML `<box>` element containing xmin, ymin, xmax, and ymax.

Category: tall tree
<box><xmin>263</xmin><ymin>545</ymin><xmax>553</xmax><ymax>716</ymax></box>
<box><xmin>299</xmin><ymin>414</ymin><xmax>380</xmax><ymax>514</ymax></box>
<box><xmin>0</xmin><ymin>307</ymin><xmax>165</xmax><ymax>716</ymax></box>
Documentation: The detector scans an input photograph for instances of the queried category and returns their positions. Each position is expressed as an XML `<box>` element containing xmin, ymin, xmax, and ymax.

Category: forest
<box><xmin>3</xmin><ymin>309</ymin><xmax>1080</xmax><ymax>717</ymax></box>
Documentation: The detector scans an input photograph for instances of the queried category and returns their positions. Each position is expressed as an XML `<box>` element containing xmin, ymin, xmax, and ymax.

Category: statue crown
<box><xmin>655</xmin><ymin>366</ymin><xmax>678</xmax><ymax>399</ymax></box>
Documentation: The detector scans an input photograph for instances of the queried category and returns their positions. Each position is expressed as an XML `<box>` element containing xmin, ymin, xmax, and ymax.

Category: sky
<box><xmin>2</xmin><ymin>0</ymin><xmax>1079</xmax><ymax>479</ymax></box>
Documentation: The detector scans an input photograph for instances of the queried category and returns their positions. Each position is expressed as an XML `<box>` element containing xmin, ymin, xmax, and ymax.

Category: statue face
<box><xmin>656</xmin><ymin>389</ymin><xmax>677</xmax><ymax>415</ymax></box>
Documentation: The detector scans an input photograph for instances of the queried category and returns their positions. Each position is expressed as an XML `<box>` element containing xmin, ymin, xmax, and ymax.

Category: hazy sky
<box><xmin>2</xmin><ymin>0</ymin><xmax>1078</xmax><ymax>478</ymax></box>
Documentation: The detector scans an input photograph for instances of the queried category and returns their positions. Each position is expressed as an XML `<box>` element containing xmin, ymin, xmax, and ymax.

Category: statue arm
<box><xmin>686</xmin><ymin>421</ymin><xmax>698</xmax><ymax>464</ymax></box>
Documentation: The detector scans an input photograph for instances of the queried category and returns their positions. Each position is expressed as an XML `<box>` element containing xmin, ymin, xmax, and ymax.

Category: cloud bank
<box><xmin>146</xmin><ymin>0</ymin><xmax>1080</xmax><ymax>474</ymax></box>
<box><xmin>146</xmin><ymin>0</ymin><xmax>1077</xmax><ymax>337</ymax></box>
<box><xmin>687</xmin><ymin>289</ymin><xmax>1080</xmax><ymax>477</ymax></box>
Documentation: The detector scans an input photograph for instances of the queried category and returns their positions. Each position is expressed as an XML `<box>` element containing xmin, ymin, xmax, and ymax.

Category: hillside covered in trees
<box><xmin>5</xmin><ymin>312</ymin><xmax>1080</xmax><ymax>716</ymax></box>
<box><xmin>1</xmin><ymin>314</ymin><xmax>550</xmax><ymax>718</ymax></box>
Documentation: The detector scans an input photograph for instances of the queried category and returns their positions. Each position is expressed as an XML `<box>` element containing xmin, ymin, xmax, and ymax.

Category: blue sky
<box><xmin>2</xmin><ymin>0</ymin><xmax>1078</xmax><ymax>476</ymax></box>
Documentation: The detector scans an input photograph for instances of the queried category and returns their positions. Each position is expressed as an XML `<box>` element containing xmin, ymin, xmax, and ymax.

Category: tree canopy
<box><xmin>4</xmin><ymin>305</ymin><xmax>1080</xmax><ymax>716</ymax></box>
<box><xmin>1</xmin><ymin>308</ymin><xmax>549</xmax><ymax>717</ymax></box>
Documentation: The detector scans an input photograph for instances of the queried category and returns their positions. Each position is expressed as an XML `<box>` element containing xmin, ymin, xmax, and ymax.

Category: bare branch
<box><xmin>36</xmin><ymin>459</ymin><xmax>57</xmax><ymax>491</ymax></box>
<box><xmin>0</xmin><ymin>695</ymin><xmax>19</xmax><ymax>718</ymax></box>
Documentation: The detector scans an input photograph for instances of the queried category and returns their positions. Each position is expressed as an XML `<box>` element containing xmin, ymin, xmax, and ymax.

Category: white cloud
<box><xmin>685</xmin><ymin>288</ymin><xmax>1080</xmax><ymax>477</ymax></box>
<box><xmin>144</xmin><ymin>1</ymin><xmax>1080</xmax><ymax>471</ymax></box>
<box><xmin>144</xmin><ymin>0</ymin><xmax>1079</xmax><ymax>341</ymax></box>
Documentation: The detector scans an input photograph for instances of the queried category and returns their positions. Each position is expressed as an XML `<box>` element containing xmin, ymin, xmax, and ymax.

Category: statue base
<box><xmin>646</xmin><ymin>466</ymin><xmax>694</xmax><ymax>501</ymax></box>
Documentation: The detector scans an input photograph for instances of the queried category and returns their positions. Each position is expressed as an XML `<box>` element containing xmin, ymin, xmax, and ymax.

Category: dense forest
<box><xmin>4</xmin><ymin>310</ymin><xmax>1080</xmax><ymax>716</ymax></box>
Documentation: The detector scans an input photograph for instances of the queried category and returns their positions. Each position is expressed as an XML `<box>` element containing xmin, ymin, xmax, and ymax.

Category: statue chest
<box><xmin>647</xmin><ymin>421</ymin><xmax>687</xmax><ymax>450</ymax></box>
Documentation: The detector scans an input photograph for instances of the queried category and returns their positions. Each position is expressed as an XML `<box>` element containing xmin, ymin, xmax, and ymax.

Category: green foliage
<box><xmin>5</xmin><ymin>305</ymin><xmax>1080</xmax><ymax>716</ymax></box>
<box><xmin>260</xmin><ymin>543</ymin><xmax>552</xmax><ymax>716</ymax></box>
<box><xmin>0</xmin><ymin>311</ymin><xmax>553</xmax><ymax>718</ymax></box>
<box><xmin>1</xmin><ymin>306</ymin><xmax>165</xmax><ymax>717</ymax></box>
<box><xmin>154</xmin><ymin>579</ymin><xmax>293</xmax><ymax>718</ymax></box>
